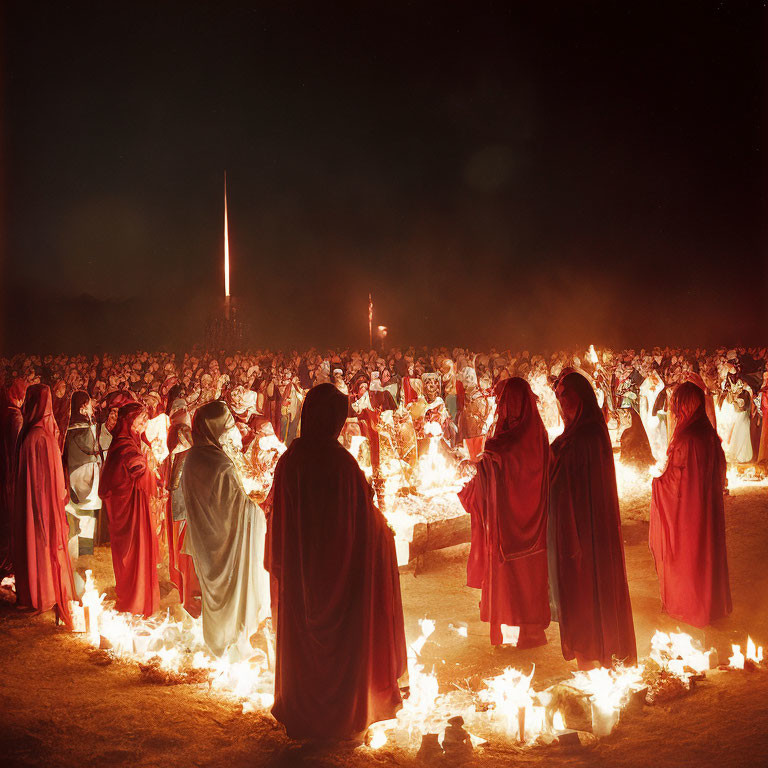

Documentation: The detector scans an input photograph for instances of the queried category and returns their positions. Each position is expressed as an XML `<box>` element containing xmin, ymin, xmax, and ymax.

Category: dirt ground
<box><xmin>2</xmin><ymin>483</ymin><xmax>767</xmax><ymax>768</ymax></box>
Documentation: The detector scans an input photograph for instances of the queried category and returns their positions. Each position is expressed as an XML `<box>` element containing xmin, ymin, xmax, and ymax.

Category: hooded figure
<box><xmin>458</xmin><ymin>378</ymin><xmax>551</xmax><ymax>647</ymax></box>
<box><xmin>63</xmin><ymin>390</ymin><xmax>102</xmax><ymax>557</ymax></box>
<box><xmin>181</xmin><ymin>400</ymin><xmax>270</xmax><ymax>656</ymax></box>
<box><xmin>619</xmin><ymin>407</ymin><xmax>655</xmax><ymax>470</ymax></box>
<box><xmin>0</xmin><ymin>378</ymin><xmax>27</xmax><ymax>575</ymax></box>
<box><xmin>266</xmin><ymin>383</ymin><xmax>407</xmax><ymax>741</ymax></box>
<box><xmin>51</xmin><ymin>381</ymin><xmax>70</xmax><ymax>452</ymax></box>
<box><xmin>99</xmin><ymin>403</ymin><xmax>160</xmax><ymax>617</ymax></box>
<box><xmin>548</xmin><ymin>372</ymin><xmax>636</xmax><ymax>668</ymax></box>
<box><xmin>649</xmin><ymin>382</ymin><xmax>731</xmax><ymax>627</ymax></box>
<box><xmin>13</xmin><ymin>384</ymin><xmax>76</xmax><ymax>627</ymax></box>
<box><xmin>759</xmin><ymin>371</ymin><xmax>768</xmax><ymax>466</ymax></box>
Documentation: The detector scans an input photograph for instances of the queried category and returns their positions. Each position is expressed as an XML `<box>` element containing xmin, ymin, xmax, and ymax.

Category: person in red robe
<box><xmin>99</xmin><ymin>403</ymin><xmax>160</xmax><ymax>617</ymax></box>
<box><xmin>758</xmin><ymin>370</ymin><xmax>768</xmax><ymax>466</ymax></box>
<box><xmin>265</xmin><ymin>383</ymin><xmax>407</xmax><ymax>741</ymax></box>
<box><xmin>649</xmin><ymin>381</ymin><xmax>731</xmax><ymax>627</ymax></box>
<box><xmin>0</xmin><ymin>378</ymin><xmax>28</xmax><ymax>576</ymax></box>
<box><xmin>51</xmin><ymin>379</ymin><xmax>70</xmax><ymax>452</ymax></box>
<box><xmin>12</xmin><ymin>384</ymin><xmax>76</xmax><ymax>628</ymax></box>
<box><xmin>165</xmin><ymin>409</ymin><xmax>202</xmax><ymax>618</ymax></box>
<box><xmin>548</xmin><ymin>372</ymin><xmax>636</xmax><ymax>668</ymax></box>
<box><xmin>458</xmin><ymin>377</ymin><xmax>550</xmax><ymax>647</ymax></box>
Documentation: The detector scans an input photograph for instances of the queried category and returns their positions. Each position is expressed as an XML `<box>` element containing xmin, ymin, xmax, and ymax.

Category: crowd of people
<box><xmin>0</xmin><ymin>342</ymin><xmax>765</xmax><ymax>742</ymax></box>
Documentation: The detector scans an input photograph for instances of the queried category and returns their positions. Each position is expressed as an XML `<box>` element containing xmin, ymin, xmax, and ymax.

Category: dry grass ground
<box><xmin>1</xmin><ymin>483</ymin><xmax>767</xmax><ymax>768</ymax></box>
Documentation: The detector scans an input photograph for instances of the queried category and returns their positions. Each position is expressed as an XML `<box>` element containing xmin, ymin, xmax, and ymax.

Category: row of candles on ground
<box><xmin>67</xmin><ymin>572</ymin><xmax>763</xmax><ymax>755</ymax></box>
<box><xmin>370</xmin><ymin>620</ymin><xmax>763</xmax><ymax>752</ymax></box>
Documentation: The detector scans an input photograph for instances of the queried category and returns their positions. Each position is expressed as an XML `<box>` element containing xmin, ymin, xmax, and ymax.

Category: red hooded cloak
<box><xmin>12</xmin><ymin>384</ymin><xmax>76</xmax><ymax>627</ymax></box>
<box><xmin>99</xmin><ymin>403</ymin><xmax>159</xmax><ymax>616</ymax></box>
<box><xmin>459</xmin><ymin>378</ymin><xmax>550</xmax><ymax>646</ymax></box>
<box><xmin>266</xmin><ymin>383</ymin><xmax>407</xmax><ymax>740</ymax></box>
<box><xmin>650</xmin><ymin>382</ymin><xmax>731</xmax><ymax>627</ymax></box>
<box><xmin>1</xmin><ymin>379</ymin><xmax>27</xmax><ymax>574</ymax></box>
<box><xmin>758</xmin><ymin>384</ymin><xmax>768</xmax><ymax>465</ymax></box>
<box><xmin>549</xmin><ymin>372</ymin><xmax>637</xmax><ymax>668</ymax></box>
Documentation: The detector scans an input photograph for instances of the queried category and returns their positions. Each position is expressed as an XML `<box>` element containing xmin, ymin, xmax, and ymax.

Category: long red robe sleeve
<box><xmin>458</xmin><ymin>378</ymin><xmax>550</xmax><ymax>646</ymax></box>
<box><xmin>99</xmin><ymin>404</ymin><xmax>159</xmax><ymax>617</ymax></box>
<box><xmin>649</xmin><ymin>382</ymin><xmax>731</xmax><ymax>628</ymax></box>
<box><xmin>266</xmin><ymin>383</ymin><xmax>407</xmax><ymax>741</ymax></box>
<box><xmin>548</xmin><ymin>372</ymin><xmax>637</xmax><ymax>668</ymax></box>
<box><xmin>12</xmin><ymin>385</ymin><xmax>76</xmax><ymax>628</ymax></box>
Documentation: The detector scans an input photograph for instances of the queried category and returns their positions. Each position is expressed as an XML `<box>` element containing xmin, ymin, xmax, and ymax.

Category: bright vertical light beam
<box><xmin>224</xmin><ymin>172</ymin><xmax>230</xmax><ymax>298</ymax></box>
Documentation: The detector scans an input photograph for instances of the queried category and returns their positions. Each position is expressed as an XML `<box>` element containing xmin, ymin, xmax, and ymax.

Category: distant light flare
<box><xmin>224</xmin><ymin>173</ymin><xmax>230</xmax><ymax>298</ymax></box>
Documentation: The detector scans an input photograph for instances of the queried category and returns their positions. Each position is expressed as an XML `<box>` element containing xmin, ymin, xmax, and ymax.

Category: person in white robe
<box><xmin>63</xmin><ymin>391</ymin><xmax>103</xmax><ymax>564</ymax></box>
<box><xmin>720</xmin><ymin>381</ymin><xmax>753</xmax><ymax>464</ymax></box>
<box><xmin>182</xmin><ymin>400</ymin><xmax>270</xmax><ymax>659</ymax></box>
<box><xmin>639</xmin><ymin>371</ymin><xmax>668</xmax><ymax>463</ymax></box>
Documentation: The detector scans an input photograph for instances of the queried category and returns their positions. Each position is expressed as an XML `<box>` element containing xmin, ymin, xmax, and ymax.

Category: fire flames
<box><xmin>69</xmin><ymin>570</ymin><xmax>274</xmax><ymax>710</ymax></box>
<box><xmin>415</xmin><ymin>436</ymin><xmax>463</xmax><ymax>498</ymax></box>
<box><xmin>650</xmin><ymin>630</ymin><xmax>713</xmax><ymax>683</ymax></box>
<box><xmin>567</xmin><ymin>664</ymin><xmax>646</xmax><ymax>737</ymax></box>
<box><xmin>728</xmin><ymin>637</ymin><xmax>764</xmax><ymax>669</ymax></box>
<box><xmin>63</xmin><ymin>579</ymin><xmax>757</xmax><ymax>754</ymax></box>
<box><xmin>478</xmin><ymin>665</ymin><xmax>542</xmax><ymax>743</ymax></box>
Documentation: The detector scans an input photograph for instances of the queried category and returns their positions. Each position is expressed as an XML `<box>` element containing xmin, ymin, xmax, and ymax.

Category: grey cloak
<box><xmin>182</xmin><ymin>400</ymin><xmax>270</xmax><ymax>657</ymax></box>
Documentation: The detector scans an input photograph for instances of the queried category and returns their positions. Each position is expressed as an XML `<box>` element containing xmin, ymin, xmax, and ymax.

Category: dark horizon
<box><xmin>2</xmin><ymin>1</ymin><xmax>766</xmax><ymax>353</ymax></box>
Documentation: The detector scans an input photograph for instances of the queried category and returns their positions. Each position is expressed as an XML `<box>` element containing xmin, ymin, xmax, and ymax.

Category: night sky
<box><xmin>1</xmin><ymin>1</ymin><xmax>765</xmax><ymax>352</ymax></box>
